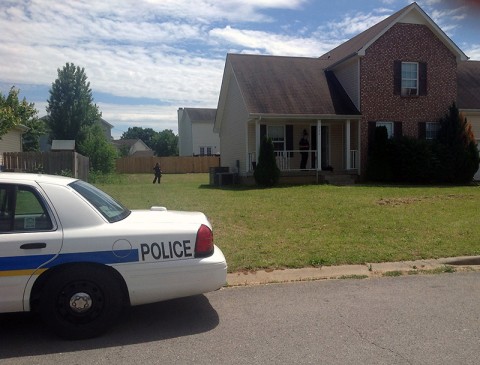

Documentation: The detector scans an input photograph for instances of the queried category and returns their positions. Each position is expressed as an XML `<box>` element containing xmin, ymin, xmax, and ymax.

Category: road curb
<box><xmin>226</xmin><ymin>256</ymin><xmax>480</xmax><ymax>286</ymax></box>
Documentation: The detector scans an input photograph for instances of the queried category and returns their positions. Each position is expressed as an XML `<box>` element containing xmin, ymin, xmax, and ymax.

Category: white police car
<box><xmin>0</xmin><ymin>173</ymin><xmax>227</xmax><ymax>339</ymax></box>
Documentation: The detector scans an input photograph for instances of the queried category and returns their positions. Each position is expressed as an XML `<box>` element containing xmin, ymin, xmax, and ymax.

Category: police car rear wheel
<box><xmin>39</xmin><ymin>265</ymin><xmax>125</xmax><ymax>340</ymax></box>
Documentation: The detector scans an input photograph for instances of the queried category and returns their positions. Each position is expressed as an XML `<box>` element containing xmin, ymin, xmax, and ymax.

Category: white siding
<box><xmin>0</xmin><ymin>129</ymin><xmax>23</xmax><ymax>166</ymax></box>
<box><xmin>220</xmin><ymin>78</ymin><xmax>249</xmax><ymax>174</ymax></box>
<box><xmin>178</xmin><ymin>108</ymin><xmax>193</xmax><ymax>156</ymax></box>
<box><xmin>332</xmin><ymin>57</ymin><xmax>360</xmax><ymax>111</ymax></box>
<box><xmin>192</xmin><ymin>122</ymin><xmax>220</xmax><ymax>155</ymax></box>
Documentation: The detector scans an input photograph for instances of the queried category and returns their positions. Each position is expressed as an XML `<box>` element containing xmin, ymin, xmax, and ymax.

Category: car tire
<box><xmin>39</xmin><ymin>264</ymin><xmax>126</xmax><ymax>340</ymax></box>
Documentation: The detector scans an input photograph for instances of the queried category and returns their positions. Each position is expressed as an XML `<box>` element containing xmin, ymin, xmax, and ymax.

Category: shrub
<box><xmin>254</xmin><ymin>137</ymin><xmax>280</xmax><ymax>187</ymax></box>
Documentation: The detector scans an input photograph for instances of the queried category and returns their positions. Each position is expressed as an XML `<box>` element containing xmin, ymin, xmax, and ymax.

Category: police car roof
<box><xmin>0</xmin><ymin>172</ymin><xmax>78</xmax><ymax>185</ymax></box>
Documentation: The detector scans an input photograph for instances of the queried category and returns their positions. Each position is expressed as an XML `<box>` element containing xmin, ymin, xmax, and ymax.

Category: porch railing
<box><xmin>249</xmin><ymin>150</ymin><xmax>317</xmax><ymax>172</ymax></box>
<box><xmin>249</xmin><ymin>149</ymin><xmax>359</xmax><ymax>172</ymax></box>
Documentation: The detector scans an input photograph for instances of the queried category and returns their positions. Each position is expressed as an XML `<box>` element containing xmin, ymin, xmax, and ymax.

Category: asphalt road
<box><xmin>1</xmin><ymin>272</ymin><xmax>479</xmax><ymax>364</ymax></box>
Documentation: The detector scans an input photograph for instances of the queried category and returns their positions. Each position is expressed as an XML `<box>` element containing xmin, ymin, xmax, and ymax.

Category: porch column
<box><xmin>255</xmin><ymin>119</ymin><xmax>260</xmax><ymax>164</ymax></box>
<box><xmin>317</xmin><ymin>120</ymin><xmax>322</xmax><ymax>171</ymax></box>
<box><xmin>346</xmin><ymin>119</ymin><xmax>351</xmax><ymax>170</ymax></box>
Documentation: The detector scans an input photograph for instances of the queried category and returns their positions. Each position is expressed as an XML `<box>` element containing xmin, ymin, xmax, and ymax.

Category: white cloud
<box><xmin>209</xmin><ymin>26</ymin><xmax>334</xmax><ymax>57</ymax></box>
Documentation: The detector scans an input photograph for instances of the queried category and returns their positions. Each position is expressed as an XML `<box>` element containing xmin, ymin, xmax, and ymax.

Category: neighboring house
<box><xmin>0</xmin><ymin>125</ymin><xmax>28</xmax><ymax>168</ymax></box>
<box><xmin>99</xmin><ymin>118</ymin><xmax>114</xmax><ymax>141</ymax></box>
<box><xmin>214</xmin><ymin>2</ymin><xmax>480</xmax><ymax>182</ymax></box>
<box><xmin>112</xmin><ymin>139</ymin><xmax>154</xmax><ymax>156</ymax></box>
<box><xmin>178</xmin><ymin>107</ymin><xmax>220</xmax><ymax>156</ymax></box>
<box><xmin>38</xmin><ymin>117</ymin><xmax>114</xmax><ymax>151</ymax></box>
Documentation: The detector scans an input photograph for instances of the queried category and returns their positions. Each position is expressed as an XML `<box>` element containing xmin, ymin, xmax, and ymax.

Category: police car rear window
<box><xmin>70</xmin><ymin>181</ymin><xmax>131</xmax><ymax>223</ymax></box>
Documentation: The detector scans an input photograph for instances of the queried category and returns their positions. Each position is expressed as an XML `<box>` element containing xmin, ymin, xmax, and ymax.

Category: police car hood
<box><xmin>125</xmin><ymin>208</ymin><xmax>210</xmax><ymax>226</ymax></box>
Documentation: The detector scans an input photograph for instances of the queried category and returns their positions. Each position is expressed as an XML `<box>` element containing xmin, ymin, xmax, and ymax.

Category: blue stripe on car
<box><xmin>0</xmin><ymin>249</ymin><xmax>139</xmax><ymax>272</ymax></box>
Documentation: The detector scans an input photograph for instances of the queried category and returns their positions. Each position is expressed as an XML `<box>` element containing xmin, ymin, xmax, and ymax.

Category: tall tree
<box><xmin>0</xmin><ymin>86</ymin><xmax>39</xmax><ymax>140</ymax></box>
<box><xmin>152</xmin><ymin>129</ymin><xmax>178</xmax><ymax>156</ymax></box>
<box><xmin>46</xmin><ymin>63</ymin><xmax>101</xmax><ymax>150</ymax></box>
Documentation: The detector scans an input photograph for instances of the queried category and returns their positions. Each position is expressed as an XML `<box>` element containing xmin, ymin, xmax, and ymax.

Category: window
<box><xmin>394</xmin><ymin>61</ymin><xmax>427</xmax><ymax>96</ymax></box>
<box><xmin>401</xmin><ymin>62</ymin><xmax>418</xmax><ymax>96</ymax></box>
<box><xmin>267</xmin><ymin>125</ymin><xmax>285</xmax><ymax>151</ymax></box>
<box><xmin>70</xmin><ymin>180</ymin><xmax>130</xmax><ymax>223</ymax></box>
<box><xmin>0</xmin><ymin>185</ymin><xmax>53</xmax><ymax>232</ymax></box>
<box><xmin>199</xmin><ymin>147</ymin><xmax>205</xmax><ymax>156</ymax></box>
<box><xmin>426</xmin><ymin>122</ymin><xmax>440</xmax><ymax>140</ymax></box>
<box><xmin>376</xmin><ymin>121</ymin><xmax>394</xmax><ymax>139</ymax></box>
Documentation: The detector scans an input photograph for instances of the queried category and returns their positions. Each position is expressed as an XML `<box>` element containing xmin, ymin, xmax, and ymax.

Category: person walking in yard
<box><xmin>153</xmin><ymin>162</ymin><xmax>162</xmax><ymax>184</ymax></box>
<box><xmin>299</xmin><ymin>129</ymin><xmax>310</xmax><ymax>170</ymax></box>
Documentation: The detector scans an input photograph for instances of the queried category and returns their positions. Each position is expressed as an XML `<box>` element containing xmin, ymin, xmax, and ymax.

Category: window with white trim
<box><xmin>426</xmin><ymin>122</ymin><xmax>440</xmax><ymax>140</ymax></box>
<box><xmin>267</xmin><ymin>125</ymin><xmax>285</xmax><ymax>151</ymax></box>
<box><xmin>376</xmin><ymin>121</ymin><xmax>394</xmax><ymax>139</ymax></box>
<box><xmin>401</xmin><ymin>62</ymin><xmax>418</xmax><ymax>96</ymax></box>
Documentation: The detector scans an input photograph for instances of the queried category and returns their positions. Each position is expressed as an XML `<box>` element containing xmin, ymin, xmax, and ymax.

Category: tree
<box><xmin>0</xmin><ymin>86</ymin><xmax>39</xmax><ymax>141</ymax></box>
<box><xmin>254</xmin><ymin>137</ymin><xmax>280</xmax><ymax>187</ymax></box>
<box><xmin>78</xmin><ymin>124</ymin><xmax>117</xmax><ymax>174</ymax></box>
<box><xmin>437</xmin><ymin>103</ymin><xmax>479</xmax><ymax>183</ymax></box>
<box><xmin>22</xmin><ymin>117</ymin><xmax>47</xmax><ymax>152</ymax></box>
<box><xmin>46</xmin><ymin>63</ymin><xmax>101</xmax><ymax>151</ymax></box>
<box><xmin>121</xmin><ymin>127</ymin><xmax>157</xmax><ymax>150</ymax></box>
<box><xmin>152</xmin><ymin>129</ymin><xmax>178</xmax><ymax>156</ymax></box>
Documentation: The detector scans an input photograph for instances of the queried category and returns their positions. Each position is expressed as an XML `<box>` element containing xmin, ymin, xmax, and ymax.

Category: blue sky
<box><xmin>1</xmin><ymin>0</ymin><xmax>479</xmax><ymax>139</ymax></box>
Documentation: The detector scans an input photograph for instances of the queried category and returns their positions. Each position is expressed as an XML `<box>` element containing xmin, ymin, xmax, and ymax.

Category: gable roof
<box><xmin>184</xmin><ymin>108</ymin><xmax>216</xmax><ymax>122</ymax></box>
<box><xmin>112</xmin><ymin>139</ymin><xmax>151</xmax><ymax>150</ymax></box>
<box><xmin>458</xmin><ymin>61</ymin><xmax>480</xmax><ymax>110</ymax></box>
<box><xmin>320</xmin><ymin>2</ymin><xmax>468</xmax><ymax>68</ymax></box>
<box><xmin>226</xmin><ymin>54</ymin><xmax>360</xmax><ymax>118</ymax></box>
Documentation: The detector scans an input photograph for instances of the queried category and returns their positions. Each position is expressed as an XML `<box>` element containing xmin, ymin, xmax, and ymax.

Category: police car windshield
<box><xmin>70</xmin><ymin>180</ymin><xmax>131</xmax><ymax>223</ymax></box>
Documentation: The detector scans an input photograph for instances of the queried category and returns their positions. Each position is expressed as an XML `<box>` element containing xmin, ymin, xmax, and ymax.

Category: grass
<box><xmin>96</xmin><ymin>173</ymin><xmax>480</xmax><ymax>273</ymax></box>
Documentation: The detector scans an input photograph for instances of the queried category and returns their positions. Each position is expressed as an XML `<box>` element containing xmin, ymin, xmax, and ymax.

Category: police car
<box><xmin>0</xmin><ymin>173</ymin><xmax>227</xmax><ymax>339</ymax></box>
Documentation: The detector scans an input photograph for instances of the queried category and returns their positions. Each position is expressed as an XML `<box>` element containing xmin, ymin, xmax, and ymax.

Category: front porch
<box><xmin>244</xmin><ymin>118</ymin><xmax>361</xmax><ymax>183</ymax></box>
<box><xmin>237</xmin><ymin>169</ymin><xmax>358</xmax><ymax>185</ymax></box>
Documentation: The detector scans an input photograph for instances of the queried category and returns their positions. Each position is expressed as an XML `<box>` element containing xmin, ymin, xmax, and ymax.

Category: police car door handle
<box><xmin>20</xmin><ymin>243</ymin><xmax>47</xmax><ymax>249</ymax></box>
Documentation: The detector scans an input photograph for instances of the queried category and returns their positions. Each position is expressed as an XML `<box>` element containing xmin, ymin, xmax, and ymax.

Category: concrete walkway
<box><xmin>226</xmin><ymin>256</ymin><xmax>480</xmax><ymax>286</ymax></box>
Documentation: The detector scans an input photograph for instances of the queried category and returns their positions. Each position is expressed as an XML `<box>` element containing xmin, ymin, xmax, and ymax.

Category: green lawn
<box><xmin>96</xmin><ymin>173</ymin><xmax>480</xmax><ymax>272</ymax></box>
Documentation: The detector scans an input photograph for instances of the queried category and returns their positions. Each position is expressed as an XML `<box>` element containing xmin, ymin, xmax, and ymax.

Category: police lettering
<box><xmin>140</xmin><ymin>240</ymin><xmax>193</xmax><ymax>261</ymax></box>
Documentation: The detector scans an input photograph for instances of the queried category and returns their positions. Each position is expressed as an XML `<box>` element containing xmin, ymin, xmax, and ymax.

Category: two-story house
<box><xmin>178</xmin><ymin>108</ymin><xmax>220</xmax><ymax>156</ymax></box>
<box><xmin>214</xmin><ymin>2</ymin><xmax>480</xmax><ymax>183</ymax></box>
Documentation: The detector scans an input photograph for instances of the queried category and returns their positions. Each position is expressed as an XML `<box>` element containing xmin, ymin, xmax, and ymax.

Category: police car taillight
<box><xmin>195</xmin><ymin>224</ymin><xmax>214</xmax><ymax>258</ymax></box>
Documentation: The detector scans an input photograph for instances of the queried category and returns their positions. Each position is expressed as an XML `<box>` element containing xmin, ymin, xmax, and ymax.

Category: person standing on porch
<box><xmin>299</xmin><ymin>129</ymin><xmax>310</xmax><ymax>170</ymax></box>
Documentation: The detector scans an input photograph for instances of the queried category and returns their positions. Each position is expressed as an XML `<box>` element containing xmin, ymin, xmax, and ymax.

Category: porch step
<box><xmin>324</xmin><ymin>174</ymin><xmax>357</xmax><ymax>186</ymax></box>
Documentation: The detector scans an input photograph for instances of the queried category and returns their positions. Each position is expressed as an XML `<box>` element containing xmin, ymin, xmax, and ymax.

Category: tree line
<box><xmin>0</xmin><ymin>62</ymin><xmax>178</xmax><ymax>174</ymax></box>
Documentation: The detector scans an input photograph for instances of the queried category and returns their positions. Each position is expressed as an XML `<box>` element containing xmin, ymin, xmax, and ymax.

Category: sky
<box><xmin>1</xmin><ymin>0</ymin><xmax>479</xmax><ymax>140</ymax></box>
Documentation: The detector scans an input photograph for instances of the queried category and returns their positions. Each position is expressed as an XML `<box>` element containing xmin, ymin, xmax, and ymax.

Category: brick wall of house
<box><xmin>359</xmin><ymin>23</ymin><xmax>458</xmax><ymax>177</ymax></box>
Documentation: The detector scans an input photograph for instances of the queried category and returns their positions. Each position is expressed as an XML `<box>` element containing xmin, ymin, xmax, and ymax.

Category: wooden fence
<box><xmin>116</xmin><ymin>156</ymin><xmax>221</xmax><ymax>174</ymax></box>
<box><xmin>2</xmin><ymin>152</ymin><xmax>90</xmax><ymax>181</ymax></box>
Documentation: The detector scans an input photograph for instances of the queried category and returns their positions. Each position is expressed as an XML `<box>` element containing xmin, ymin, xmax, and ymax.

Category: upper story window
<box><xmin>394</xmin><ymin>61</ymin><xmax>427</xmax><ymax>97</ymax></box>
<box><xmin>401</xmin><ymin>62</ymin><xmax>418</xmax><ymax>96</ymax></box>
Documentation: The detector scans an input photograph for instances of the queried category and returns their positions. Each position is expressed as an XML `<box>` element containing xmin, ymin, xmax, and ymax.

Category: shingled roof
<box><xmin>319</xmin><ymin>2</ymin><xmax>467</xmax><ymax>66</ymax></box>
<box><xmin>228</xmin><ymin>54</ymin><xmax>360</xmax><ymax>117</ymax></box>
<box><xmin>457</xmin><ymin>61</ymin><xmax>480</xmax><ymax>110</ymax></box>
<box><xmin>184</xmin><ymin>108</ymin><xmax>216</xmax><ymax>122</ymax></box>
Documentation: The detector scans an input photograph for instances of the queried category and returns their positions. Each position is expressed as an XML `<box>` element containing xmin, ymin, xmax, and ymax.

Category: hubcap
<box><xmin>69</xmin><ymin>292</ymin><xmax>92</xmax><ymax>313</ymax></box>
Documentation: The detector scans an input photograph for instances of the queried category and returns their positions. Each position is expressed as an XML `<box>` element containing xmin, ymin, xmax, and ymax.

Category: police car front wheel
<box><xmin>39</xmin><ymin>265</ymin><xmax>126</xmax><ymax>340</ymax></box>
